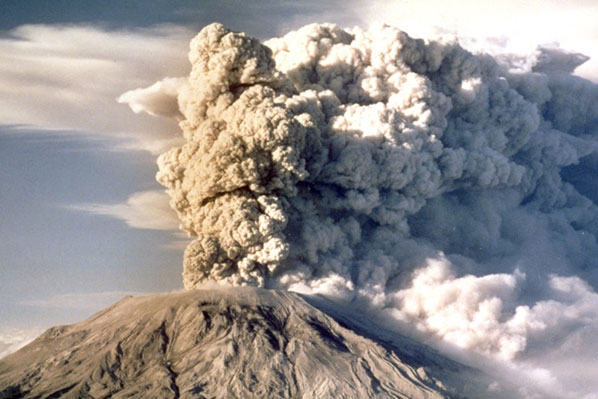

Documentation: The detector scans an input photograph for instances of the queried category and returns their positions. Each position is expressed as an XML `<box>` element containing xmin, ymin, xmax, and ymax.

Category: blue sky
<box><xmin>1</xmin><ymin>0</ymin><xmax>597</xmax><ymax>366</ymax></box>
<box><xmin>0</xmin><ymin>129</ymin><xmax>181</xmax><ymax>327</ymax></box>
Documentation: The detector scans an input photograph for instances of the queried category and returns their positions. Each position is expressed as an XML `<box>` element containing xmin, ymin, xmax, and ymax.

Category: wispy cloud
<box><xmin>0</xmin><ymin>24</ymin><xmax>191</xmax><ymax>153</ymax></box>
<box><xmin>70</xmin><ymin>189</ymin><xmax>180</xmax><ymax>231</ymax></box>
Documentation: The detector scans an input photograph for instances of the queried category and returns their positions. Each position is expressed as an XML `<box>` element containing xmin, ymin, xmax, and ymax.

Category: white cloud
<box><xmin>384</xmin><ymin>259</ymin><xmax>598</xmax><ymax>398</ymax></box>
<box><xmin>0</xmin><ymin>24</ymin><xmax>192</xmax><ymax>153</ymax></box>
<box><xmin>363</xmin><ymin>0</ymin><xmax>598</xmax><ymax>82</ymax></box>
<box><xmin>389</xmin><ymin>259</ymin><xmax>598</xmax><ymax>361</ymax></box>
<box><xmin>71</xmin><ymin>189</ymin><xmax>180</xmax><ymax>231</ymax></box>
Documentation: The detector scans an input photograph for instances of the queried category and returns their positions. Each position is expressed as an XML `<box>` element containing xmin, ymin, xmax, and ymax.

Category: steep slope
<box><xmin>1</xmin><ymin>288</ymin><xmax>502</xmax><ymax>399</ymax></box>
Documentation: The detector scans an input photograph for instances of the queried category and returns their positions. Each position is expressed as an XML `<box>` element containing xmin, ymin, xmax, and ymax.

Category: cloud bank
<box><xmin>121</xmin><ymin>23</ymin><xmax>598</xmax><ymax>398</ymax></box>
<box><xmin>0</xmin><ymin>24</ymin><xmax>191</xmax><ymax>153</ymax></box>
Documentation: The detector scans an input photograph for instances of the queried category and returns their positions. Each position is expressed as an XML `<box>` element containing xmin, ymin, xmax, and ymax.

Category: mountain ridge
<box><xmin>0</xmin><ymin>288</ymin><xmax>518</xmax><ymax>399</ymax></box>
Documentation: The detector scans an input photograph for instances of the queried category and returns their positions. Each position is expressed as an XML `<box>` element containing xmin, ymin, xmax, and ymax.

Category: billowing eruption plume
<box><xmin>130</xmin><ymin>23</ymin><xmax>598</xmax><ymax>381</ymax></box>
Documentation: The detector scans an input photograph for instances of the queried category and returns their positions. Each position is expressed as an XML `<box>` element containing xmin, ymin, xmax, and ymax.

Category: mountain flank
<box><xmin>1</xmin><ymin>288</ymin><xmax>508</xmax><ymax>399</ymax></box>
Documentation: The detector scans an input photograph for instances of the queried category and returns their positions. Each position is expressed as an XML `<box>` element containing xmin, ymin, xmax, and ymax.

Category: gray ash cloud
<box><xmin>120</xmin><ymin>22</ymin><xmax>598</xmax><ymax>396</ymax></box>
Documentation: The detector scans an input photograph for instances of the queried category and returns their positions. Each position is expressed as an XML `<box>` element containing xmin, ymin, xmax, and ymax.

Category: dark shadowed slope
<box><xmin>1</xmin><ymin>288</ymin><xmax>519</xmax><ymax>399</ymax></box>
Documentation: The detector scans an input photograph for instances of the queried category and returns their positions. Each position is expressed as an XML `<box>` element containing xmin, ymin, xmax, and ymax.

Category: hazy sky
<box><xmin>1</xmin><ymin>0</ymin><xmax>597</xmax><ymax>369</ymax></box>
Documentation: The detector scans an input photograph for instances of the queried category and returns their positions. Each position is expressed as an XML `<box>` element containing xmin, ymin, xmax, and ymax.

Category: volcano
<box><xmin>0</xmin><ymin>288</ymin><xmax>526</xmax><ymax>399</ymax></box>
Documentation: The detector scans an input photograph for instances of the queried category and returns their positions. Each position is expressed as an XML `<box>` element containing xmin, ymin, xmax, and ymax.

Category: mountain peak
<box><xmin>1</xmin><ymin>288</ymin><xmax>508</xmax><ymax>399</ymax></box>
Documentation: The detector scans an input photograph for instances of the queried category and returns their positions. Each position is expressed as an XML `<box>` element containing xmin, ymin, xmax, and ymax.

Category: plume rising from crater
<box><xmin>121</xmin><ymin>23</ymin><xmax>598</xmax><ymax>395</ymax></box>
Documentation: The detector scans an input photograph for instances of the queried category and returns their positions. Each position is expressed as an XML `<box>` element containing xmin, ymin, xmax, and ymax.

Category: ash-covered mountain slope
<box><xmin>1</xmin><ymin>288</ymin><xmax>517</xmax><ymax>399</ymax></box>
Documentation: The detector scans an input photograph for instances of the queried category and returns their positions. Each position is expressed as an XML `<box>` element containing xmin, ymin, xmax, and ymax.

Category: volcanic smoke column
<box><xmin>156</xmin><ymin>23</ymin><xmax>597</xmax><ymax>302</ymax></box>
<box><xmin>123</xmin><ymin>22</ymin><xmax>598</xmax><ymax>394</ymax></box>
<box><xmin>155</xmin><ymin>24</ymin><xmax>313</xmax><ymax>287</ymax></box>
